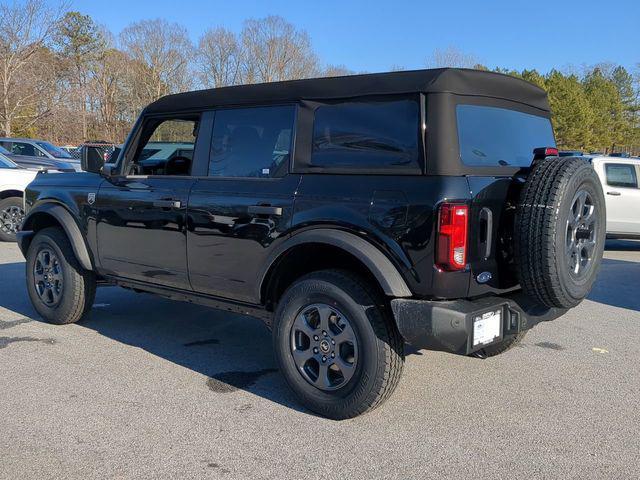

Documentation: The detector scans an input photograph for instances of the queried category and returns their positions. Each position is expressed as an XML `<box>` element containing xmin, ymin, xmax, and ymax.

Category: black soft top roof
<box><xmin>145</xmin><ymin>68</ymin><xmax>550</xmax><ymax>114</ymax></box>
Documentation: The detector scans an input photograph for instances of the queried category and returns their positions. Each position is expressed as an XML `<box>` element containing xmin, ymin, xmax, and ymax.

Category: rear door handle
<box><xmin>153</xmin><ymin>199</ymin><xmax>181</xmax><ymax>208</ymax></box>
<box><xmin>248</xmin><ymin>205</ymin><xmax>283</xmax><ymax>216</ymax></box>
<box><xmin>606</xmin><ymin>191</ymin><xmax>621</xmax><ymax>196</ymax></box>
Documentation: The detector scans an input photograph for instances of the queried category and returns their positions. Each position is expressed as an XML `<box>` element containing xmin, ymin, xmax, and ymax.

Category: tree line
<box><xmin>1</xmin><ymin>0</ymin><xmax>638</xmax><ymax>155</ymax></box>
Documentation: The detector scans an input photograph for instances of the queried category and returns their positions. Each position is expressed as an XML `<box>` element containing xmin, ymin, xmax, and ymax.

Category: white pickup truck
<box><xmin>0</xmin><ymin>154</ymin><xmax>37</xmax><ymax>242</ymax></box>
<box><xmin>589</xmin><ymin>156</ymin><xmax>640</xmax><ymax>239</ymax></box>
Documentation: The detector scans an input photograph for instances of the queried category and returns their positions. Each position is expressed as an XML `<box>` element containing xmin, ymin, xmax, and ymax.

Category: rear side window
<box><xmin>605</xmin><ymin>163</ymin><xmax>638</xmax><ymax>188</ymax></box>
<box><xmin>311</xmin><ymin>99</ymin><xmax>420</xmax><ymax>171</ymax></box>
<box><xmin>457</xmin><ymin>105</ymin><xmax>555</xmax><ymax>167</ymax></box>
<box><xmin>12</xmin><ymin>142</ymin><xmax>38</xmax><ymax>157</ymax></box>
<box><xmin>208</xmin><ymin>105</ymin><xmax>295</xmax><ymax>178</ymax></box>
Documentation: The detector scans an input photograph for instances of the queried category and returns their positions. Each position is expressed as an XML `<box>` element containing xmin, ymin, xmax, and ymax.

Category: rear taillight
<box><xmin>533</xmin><ymin>146</ymin><xmax>559</xmax><ymax>160</ymax></box>
<box><xmin>436</xmin><ymin>203</ymin><xmax>468</xmax><ymax>271</ymax></box>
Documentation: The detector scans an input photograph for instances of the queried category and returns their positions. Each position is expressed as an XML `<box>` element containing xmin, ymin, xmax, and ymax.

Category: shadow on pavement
<box><xmin>0</xmin><ymin>262</ymin><xmax>37</xmax><ymax>318</ymax></box>
<box><xmin>588</xmin><ymin>258</ymin><xmax>640</xmax><ymax>312</ymax></box>
<box><xmin>82</xmin><ymin>285</ymin><xmax>313</xmax><ymax>414</ymax></box>
<box><xmin>2</xmin><ymin>259</ymin><xmax>317</xmax><ymax>413</ymax></box>
<box><xmin>0</xmin><ymin>260</ymin><xmax>307</xmax><ymax>413</ymax></box>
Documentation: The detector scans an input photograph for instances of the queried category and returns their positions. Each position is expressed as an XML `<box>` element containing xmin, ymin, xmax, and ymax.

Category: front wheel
<box><xmin>26</xmin><ymin>227</ymin><xmax>96</xmax><ymax>325</ymax></box>
<box><xmin>273</xmin><ymin>270</ymin><xmax>404</xmax><ymax>420</ymax></box>
<box><xmin>0</xmin><ymin>197</ymin><xmax>25</xmax><ymax>242</ymax></box>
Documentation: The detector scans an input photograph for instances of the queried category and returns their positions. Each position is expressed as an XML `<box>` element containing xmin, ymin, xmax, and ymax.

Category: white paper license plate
<box><xmin>473</xmin><ymin>310</ymin><xmax>502</xmax><ymax>346</ymax></box>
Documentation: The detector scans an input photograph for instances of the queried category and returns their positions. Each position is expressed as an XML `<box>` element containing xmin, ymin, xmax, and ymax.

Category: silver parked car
<box><xmin>0</xmin><ymin>144</ymin><xmax>77</xmax><ymax>172</ymax></box>
<box><xmin>0</xmin><ymin>137</ymin><xmax>82</xmax><ymax>171</ymax></box>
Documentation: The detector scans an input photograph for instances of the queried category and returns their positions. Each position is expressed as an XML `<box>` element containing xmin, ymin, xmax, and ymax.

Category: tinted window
<box><xmin>131</xmin><ymin>117</ymin><xmax>199</xmax><ymax>176</ymax></box>
<box><xmin>457</xmin><ymin>105</ymin><xmax>556</xmax><ymax>167</ymax></box>
<box><xmin>311</xmin><ymin>99</ymin><xmax>420</xmax><ymax>170</ymax></box>
<box><xmin>36</xmin><ymin>141</ymin><xmax>73</xmax><ymax>159</ymax></box>
<box><xmin>0</xmin><ymin>144</ymin><xmax>11</xmax><ymax>155</ymax></box>
<box><xmin>12</xmin><ymin>142</ymin><xmax>37</xmax><ymax>157</ymax></box>
<box><xmin>605</xmin><ymin>163</ymin><xmax>637</xmax><ymax>188</ymax></box>
<box><xmin>208</xmin><ymin>106</ymin><xmax>295</xmax><ymax>178</ymax></box>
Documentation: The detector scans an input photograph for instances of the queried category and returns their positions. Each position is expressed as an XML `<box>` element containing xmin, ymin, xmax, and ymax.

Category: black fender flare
<box><xmin>259</xmin><ymin>229</ymin><xmax>413</xmax><ymax>299</ymax></box>
<box><xmin>19</xmin><ymin>203</ymin><xmax>94</xmax><ymax>271</ymax></box>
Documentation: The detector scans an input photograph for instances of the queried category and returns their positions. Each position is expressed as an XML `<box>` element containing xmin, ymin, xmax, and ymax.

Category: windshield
<box><xmin>36</xmin><ymin>141</ymin><xmax>74</xmax><ymax>159</ymax></box>
<box><xmin>0</xmin><ymin>145</ymin><xmax>11</xmax><ymax>155</ymax></box>
<box><xmin>457</xmin><ymin>104</ymin><xmax>556</xmax><ymax>167</ymax></box>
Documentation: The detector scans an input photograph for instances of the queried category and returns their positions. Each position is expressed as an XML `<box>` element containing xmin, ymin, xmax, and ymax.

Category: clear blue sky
<box><xmin>67</xmin><ymin>0</ymin><xmax>639</xmax><ymax>73</ymax></box>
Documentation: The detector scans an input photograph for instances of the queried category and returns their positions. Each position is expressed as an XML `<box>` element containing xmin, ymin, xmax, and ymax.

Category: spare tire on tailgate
<box><xmin>515</xmin><ymin>157</ymin><xmax>606</xmax><ymax>309</ymax></box>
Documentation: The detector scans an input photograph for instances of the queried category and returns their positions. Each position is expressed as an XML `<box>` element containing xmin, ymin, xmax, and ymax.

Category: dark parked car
<box><xmin>17</xmin><ymin>69</ymin><xmax>606</xmax><ymax>419</ymax></box>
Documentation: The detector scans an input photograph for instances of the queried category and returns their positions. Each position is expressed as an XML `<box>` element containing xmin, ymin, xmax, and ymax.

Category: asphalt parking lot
<box><xmin>1</xmin><ymin>241</ymin><xmax>639</xmax><ymax>479</ymax></box>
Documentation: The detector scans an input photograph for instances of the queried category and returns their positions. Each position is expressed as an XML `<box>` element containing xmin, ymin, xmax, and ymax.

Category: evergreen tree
<box><xmin>583</xmin><ymin>68</ymin><xmax>626</xmax><ymax>152</ymax></box>
<box><xmin>545</xmin><ymin>71</ymin><xmax>593</xmax><ymax>149</ymax></box>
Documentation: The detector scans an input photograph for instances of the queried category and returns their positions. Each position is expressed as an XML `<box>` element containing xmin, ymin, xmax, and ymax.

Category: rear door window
<box><xmin>457</xmin><ymin>105</ymin><xmax>556</xmax><ymax>167</ymax></box>
<box><xmin>208</xmin><ymin>105</ymin><xmax>295</xmax><ymax>178</ymax></box>
<box><xmin>605</xmin><ymin>163</ymin><xmax>638</xmax><ymax>188</ymax></box>
<box><xmin>310</xmin><ymin>99</ymin><xmax>420</xmax><ymax>171</ymax></box>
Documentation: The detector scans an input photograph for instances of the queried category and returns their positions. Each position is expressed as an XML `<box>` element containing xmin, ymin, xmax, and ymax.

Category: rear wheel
<box><xmin>26</xmin><ymin>227</ymin><xmax>96</xmax><ymax>325</ymax></box>
<box><xmin>273</xmin><ymin>270</ymin><xmax>404</xmax><ymax>420</ymax></box>
<box><xmin>0</xmin><ymin>197</ymin><xmax>25</xmax><ymax>242</ymax></box>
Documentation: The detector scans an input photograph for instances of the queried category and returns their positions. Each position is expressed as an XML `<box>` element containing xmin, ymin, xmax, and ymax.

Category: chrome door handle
<box><xmin>153</xmin><ymin>199</ymin><xmax>181</xmax><ymax>208</ymax></box>
<box><xmin>248</xmin><ymin>205</ymin><xmax>283</xmax><ymax>216</ymax></box>
<box><xmin>606</xmin><ymin>191</ymin><xmax>621</xmax><ymax>196</ymax></box>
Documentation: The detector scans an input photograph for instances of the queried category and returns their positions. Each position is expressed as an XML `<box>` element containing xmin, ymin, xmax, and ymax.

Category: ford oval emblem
<box><xmin>477</xmin><ymin>271</ymin><xmax>492</xmax><ymax>284</ymax></box>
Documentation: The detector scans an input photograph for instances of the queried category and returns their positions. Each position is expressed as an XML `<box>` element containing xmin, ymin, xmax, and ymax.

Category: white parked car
<box><xmin>0</xmin><ymin>153</ymin><xmax>37</xmax><ymax>242</ymax></box>
<box><xmin>589</xmin><ymin>156</ymin><xmax>640</xmax><ymax>239</ymax></box>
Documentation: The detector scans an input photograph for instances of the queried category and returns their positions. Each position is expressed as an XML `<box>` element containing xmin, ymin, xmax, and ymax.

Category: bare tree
<box><xmin>322</xmin><ymin>64</ymin><xmax>354</xmax><ymax>78</ymax></box>
<box><xmin>241</xmin><ymin>16</ymin><xmax>319</xmax><ymax>83</ymax></box>
<box><xmin>119</xmin><ymin>19</ymin><xmax>193</xmax><ymax>112</ymax></box>
<box><xmin>426</xmin><ymin>46</ymin><xmax>479</xmax><ymax>69</ymax></box>
<box><xmin>0</xmin><ymin>0</ymin><xmax>65</xmax><ymax>136</ymax></box>
<box><xmin>89</xmin><ymin>48</ymin><xmax>134</xmax><ymax>141</ymax></box>
<box><xmin>196</xmin><ymin>27</ymin><xmax>243</xmax><ymax>88</ymax></box>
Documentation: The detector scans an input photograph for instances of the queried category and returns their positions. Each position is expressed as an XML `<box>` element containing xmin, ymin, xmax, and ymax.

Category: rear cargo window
<box><xmin>311</xmin><ymin>99</ymin><xmax>420</xmax><ymax>171</ymax></box>
<box><xmin>457</xmin><ymin>105</ymin><xmax>555</xmax><ymax>167</ymax></box>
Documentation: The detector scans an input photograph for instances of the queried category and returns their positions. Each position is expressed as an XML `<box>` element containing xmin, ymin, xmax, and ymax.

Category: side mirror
<box><xmin>81</xmin><ymin>145</ymin><xmax>106</xmax><ymax>174</ymax></box>
<box><xmin>100</xmin><ymin>163</ymin><xmax>117</xmax><ymax>177</ymax></box>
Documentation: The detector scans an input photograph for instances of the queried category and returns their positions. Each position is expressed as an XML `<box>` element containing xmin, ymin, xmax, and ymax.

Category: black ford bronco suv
<box><xmin>18</xmin><ymin>69</ymin><xmax>606</xmax><ymax>419</ymax></box>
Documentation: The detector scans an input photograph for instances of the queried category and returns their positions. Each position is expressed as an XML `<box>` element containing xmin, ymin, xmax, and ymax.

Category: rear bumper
<box><xmin>391</xmin><ymin>292</ymin><xmax>567</xmax><ymax>355</ymax></box>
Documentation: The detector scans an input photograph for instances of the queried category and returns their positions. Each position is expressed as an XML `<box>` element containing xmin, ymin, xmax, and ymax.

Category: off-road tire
<box><xmin>515</xmin><ymin>157</ymin><xmax>605</xmax><ymax>309</ymax></box>
<box><xmin>26</xmin><ymin>227</ymin><xmax>96</xmax><ymax>324</ymax></box>
<box><xmin>0</xmin><ymin>197</ymin><xmax>24</xmax><ymax>242</ymax></box>
<box><xmin>273</xmin><ymin>269</ymin><xmax>404</xmax><ymax>420</ymax></box>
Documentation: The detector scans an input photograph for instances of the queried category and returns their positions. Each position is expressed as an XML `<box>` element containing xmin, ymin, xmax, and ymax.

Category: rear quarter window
<box><xmin>310</xmin><ymin>99</ymin><xmax>420</xmax><ymax>172</ymax></box>
<box><xmin>457</xmin><ymin>105</ymin><xmax>555</xmax><ymax>167</ymax></box>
